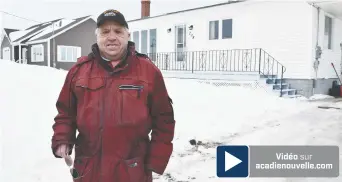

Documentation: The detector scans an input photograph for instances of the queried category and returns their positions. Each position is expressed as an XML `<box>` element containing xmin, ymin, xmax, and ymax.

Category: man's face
<box><xmin>96</xmin><ymin>21</ymin><xmax>130</xmax><ymax>60</ymax></box>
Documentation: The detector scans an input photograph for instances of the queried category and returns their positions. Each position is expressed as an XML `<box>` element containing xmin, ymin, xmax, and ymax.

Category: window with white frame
<box><xmin>209</xmin><ymin>20</ymin><xmax>219</xmax><ymax>40</ymax></box>
<box><xmin>133</xmin><ymin>31</ymin><xmax>140</xmax><ymax>52</ymax></box>
<box><xmin>149</xmin><ymin>29</ymin><xmax>157</xmax><ymax>61</ymax></box>
<box><xmin>141</xmin><ymin>30</ymin><xmax>148</xmax><ymax>54</ymax></box>
<box><xmin>324</xmin><ymin>15</ymin><xmax>333</xmax><ymax>50</ymax></box>
<box><xmin>2</xmin><ymin>47</ymin><xmax>10</xmax><ymax>60</ymax></box>
<box><xmin>31</xmin><ymin>44</ymin><xmax>44</xmax><ymax>62</ymax></box>
<box><xmin>222</xmin><ymin>19</ymin><xmax>233</xmax><ymax>39</ymax></box>
<box><xmin>57</xmin><ymin>46</ymin><xmax>81</xmax><ymax>62</ymax></box>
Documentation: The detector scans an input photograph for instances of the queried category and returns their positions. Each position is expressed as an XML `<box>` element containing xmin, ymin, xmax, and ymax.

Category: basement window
<box><xmin>57</xmin><ymin>45</ymin><xmax>81</xmax><ymax>62</ymax></box>
<box><xmin>324</xmin><ymin>15</ymin><xmax>333</xmax><ymax>50</ymax></box>
<box><xmin>31</xmin><ymin>44</ymin><xmax>44</xmax><ymax>62</ymax></box>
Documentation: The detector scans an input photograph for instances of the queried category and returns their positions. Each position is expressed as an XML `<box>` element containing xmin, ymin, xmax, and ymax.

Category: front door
<box><xmin>2</xmin><ymin>47</ymin><xmax>10</xmax><ymax>60</ymax></box>
<box><xmin>175</xmin><ymin>24</ymin><xmax>186</xmax><ymax>62</ymax></box>
<box><xmin>22</xmin><ymin>48</ymin><xmax>27</xmax><ymax>64</ymax></box>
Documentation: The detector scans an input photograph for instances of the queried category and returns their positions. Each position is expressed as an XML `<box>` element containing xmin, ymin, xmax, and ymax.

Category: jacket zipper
<box><xmin>99</xmin><ymin>77</ymin><xmax>109</xmax><ymax>182</ymax></box>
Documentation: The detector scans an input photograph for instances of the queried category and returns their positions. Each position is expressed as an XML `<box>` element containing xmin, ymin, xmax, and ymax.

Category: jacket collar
<box><xmin>88</xmin><ymin>41</ymin><xmax>136</xmax><ymax>73</ymax></box>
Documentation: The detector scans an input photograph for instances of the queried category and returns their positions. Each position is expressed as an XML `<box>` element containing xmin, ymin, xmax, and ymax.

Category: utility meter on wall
<box><xmin>315</xmin><ymin>46</ymin><xmax>322</xmax><ymax>60</ymax></box>
<box><xmin>314</xmin><ymin>45</ymin><xmax>321</xmax><ymax>70</ymax></box>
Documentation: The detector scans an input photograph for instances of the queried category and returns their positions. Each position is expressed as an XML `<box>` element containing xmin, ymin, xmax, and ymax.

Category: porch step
<box><xmin>280</xmin><ymin>89</ymin><xmax>297</xmax><ymax>95</ymax></box>
<box><xmin>260</xmin><ymin>74</ymin><xmax>277</xmax><ymax>79</ymax></box>
<box><xmin>283</xmin><ymin>94</ymin><xmax>305</xmax><ymax>99</ymax></box>
<box><xmin>261</xmin><ymin>74</ymin><xmax>298</xmax><ymax>97</ymax></box>
<box><xmin>266</xmin><ymin>78</ymin><xmax>284</xmax><ymax>84</ymax></box>
<box><xmin>272</xmin><ymin>83</ymin><xmax>289</xmax><ymax>90</ymax></box>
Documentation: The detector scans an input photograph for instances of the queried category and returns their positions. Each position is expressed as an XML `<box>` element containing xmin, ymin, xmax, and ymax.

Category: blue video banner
<box><xmin>216</xmin><ymin>145</ymin><xmax>339</xmax><ymax>178</ymax></box>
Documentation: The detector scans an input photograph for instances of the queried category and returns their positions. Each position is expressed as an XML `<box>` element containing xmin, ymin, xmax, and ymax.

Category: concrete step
<box><xmin>278</xmin><ymin>89</ymin><xmax>297</xmax><ymax>95</ymax></box>
<box><xmin>266</xmin><ymin>78</ymin><xmax>285</xmax><ymax>84</ymax></box>
<box><xmin>273</xmin><ymin>83</ymin><xmax>289</xmax><ymax>90</ymax></box>
<box><xmin>260</xmin><ymin>74</ymin><xmax>278</xmax><ymax>79</ymax></box>
<box><xmin>283</xmin><ymin>94</ymin><xmax>305</xmax><ymax>99</ymax></box>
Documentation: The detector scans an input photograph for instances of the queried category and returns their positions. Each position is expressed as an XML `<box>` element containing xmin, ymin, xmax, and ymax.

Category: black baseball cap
<box><xmin>97</xmin><ymin>9</ymin><xmax>129</xmax><ymax>28</ymax></box>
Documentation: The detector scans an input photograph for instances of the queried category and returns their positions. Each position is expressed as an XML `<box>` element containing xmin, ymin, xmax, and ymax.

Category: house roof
<box><xmin>28</xmin><ymin>16</ymin><xmax>91</xmax><ymax>42</ymax></box>
<box><xmin>8</xmin><ymin>15</ymin><xmax>93</xmax><ymax>44</ymax></box>
<box><xmin>10</xmin><ymin>19</ymin><xmax>62</xmax><ymax>43</ymax></box>
<box><xmin>4</xmin><ymin>28</ymin><xmax>19</xmax><ymax>38</ymax></box>
<box><xmin>309</xmin><ymin>0</ymin><xmax>342</xmax><ymax>20</ymax></box>
<box><xmin>13</xmin><ymin>23</ymin><xmax>57</xmax><ymax>43</ymax></box>
<box><xmin>127</xmin><ymin>0</ymin><xmax>245</xmax><ymax>23</ymax></box>
<box><xmin>25</xmin><ymin>18</ymin><xmax>61</xmax><ymax>30</ymax></box>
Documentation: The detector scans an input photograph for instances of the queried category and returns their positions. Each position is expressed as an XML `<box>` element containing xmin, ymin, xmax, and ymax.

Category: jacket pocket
<box><xmin>124</xmin><ymin>157</ymin><xmax>146</xmax><ymax>182</ymax></box>
<box><xmin>118</xmin><ymin>84</ymin><xmax>149</xmax><ymax>126</ymax></box>
<box><xmin>72</xmin><ymin>157</ymin><xmax>94</xmax><ymax>182</ymax></box>
<box><xmin>73</xmin><ymin>77</ymin><xmax>106</xmax><ymax>138</ymax></box>
<box><xmin>75</xmin><ymin>77</ymin><xmax>105</xmax><ymax>91</ymax></box>
<box><xmin>74</xmin><ymin>77</ymin><xmax>106</xmax><ymax>104</ymax></box>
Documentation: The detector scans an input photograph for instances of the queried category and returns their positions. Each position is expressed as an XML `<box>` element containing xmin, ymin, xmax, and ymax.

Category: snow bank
<box><xmin>309</xmin><ymin>94</ymin><xmax>335</xmax><ymax>100</ymax></box>
<box><xmin>0</xmin><ymin>59</ymin><xmax>340</xmax><ymax>182</ymax></box>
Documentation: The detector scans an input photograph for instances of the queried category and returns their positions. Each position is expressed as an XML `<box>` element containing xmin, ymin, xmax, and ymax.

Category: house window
<box><xmin>141</xmin><ymin>30</ymin><xmax>148</xmax><ymax>54</ymax></box>
<box><xmin>133</xmin><ymin>31</ymin><xmax>140</xmax><ymax>52</ymax></box>
<box><xmin>209</xmin><ymin>20</ymin><xmax>219</xmax><ymax>40</ymax></box>
<box><xmin>149</xmin><ymin>29</ymin><xmax>157</xmax><ymax>61</ymax></box>
<box><xmin>57</xmin><ymin>45</ymin><xmax>81</xmax><ymax>62</ymax></box>
<box><xmin>222</xmin><ymin>19</ymin><xmax>233</xmax><ymax>39</ymax></box>
<box><xmin>2</xmin><ymin>47</ymin><xmax>10</xmax><ymax>60</ymax></box>
<box><xmin>324</xmin><ymin>15</ymin><xmax>332</xmax><ymax>49</ymax></box>
<box><xmin>31</xmin><ymin>44</ymin><xmax>44</xmax><ymax>62</ymax></box>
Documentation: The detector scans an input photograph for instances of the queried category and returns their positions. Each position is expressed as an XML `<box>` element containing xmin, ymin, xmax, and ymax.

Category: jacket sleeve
<box><xmin>146</xmin><ymin>69</ymin><xmax>175</xmax><ymax>175</ymax></box>
<box><xmin>51</xmin><ymin>67</ymin><xmax>78</xmax><ymax>158</ymax></box>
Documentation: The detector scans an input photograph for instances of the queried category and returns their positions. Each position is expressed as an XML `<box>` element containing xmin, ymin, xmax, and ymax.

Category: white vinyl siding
<box><xmin>128</xmin><ymin>1</ymin><xmax>342</xmax><ymax>79</ymax></box>
<box><xmin>31</xmin><ymin>44</ymin><xmax>44</xmax><ymax>62</ymax></box>
<box><xmin>57</xmin><ymin>45</ymin><xmax>81</xmax><ymax>62</ymax></box>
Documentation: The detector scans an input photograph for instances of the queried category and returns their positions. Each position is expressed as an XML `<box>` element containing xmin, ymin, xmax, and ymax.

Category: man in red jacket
<box><xmin>51</xmin><ymin>9</ymin><xmax>175</xmax><ymax>182</ymax></box>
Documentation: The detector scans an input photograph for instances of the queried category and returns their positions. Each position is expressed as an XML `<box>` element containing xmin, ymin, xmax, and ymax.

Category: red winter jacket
<box><xmin>51</xmin><ymin>42</ymin><xmax>175</xmax><ymax>182</ymax></box>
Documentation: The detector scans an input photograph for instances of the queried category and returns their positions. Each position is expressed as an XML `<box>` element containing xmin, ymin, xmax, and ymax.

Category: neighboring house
<box><xmin>1</xmin><ymin>28</ymin><xmax>19</xmax><ymax>60</ymax></box>
<box><xmin>0</xmin><ymin>15</ymin><xmax>97</xmax><ymax>70</ymax></box>
<box><xmin>128</xmin><ymin>0</ymin><xmax>342</xmax><ymax>97</ymax></box>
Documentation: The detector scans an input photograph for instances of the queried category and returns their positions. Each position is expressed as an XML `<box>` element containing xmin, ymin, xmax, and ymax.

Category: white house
<box><xmin>128</xmin><ymin>0</ymin><xmax>342</xmax><ymax>97</ymax></box>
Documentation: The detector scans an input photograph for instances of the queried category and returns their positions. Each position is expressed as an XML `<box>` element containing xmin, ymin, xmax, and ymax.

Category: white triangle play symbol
<box><xmin>225</xmin><ymin>151</ymin><xmax>242</xmax><ymax>172</ymax></box>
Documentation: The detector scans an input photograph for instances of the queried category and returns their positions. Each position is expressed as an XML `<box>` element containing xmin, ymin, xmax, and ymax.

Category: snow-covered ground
<box><xmin>0</xmin><ymin>60</ymin><xmax>341</xmax><ymax>182</ymax></box>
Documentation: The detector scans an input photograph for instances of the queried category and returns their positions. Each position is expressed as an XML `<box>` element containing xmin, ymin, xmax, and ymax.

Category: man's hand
<box><xmin>55</xmin><ymin>144</ymin><xmax>70</xmax><ymax>158</ymax></box>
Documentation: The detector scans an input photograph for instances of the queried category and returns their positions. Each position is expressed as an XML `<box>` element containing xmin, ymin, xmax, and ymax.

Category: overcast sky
<box><xmin>0</xmin><ymin>0</ymin><xmax>227</xmax><ymax>30</ymax></box>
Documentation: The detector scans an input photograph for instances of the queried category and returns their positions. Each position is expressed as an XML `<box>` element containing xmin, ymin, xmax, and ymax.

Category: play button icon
<box><xmin>225</xmin><ymin>151</ymin><xmax>242</xmax><ymax>171</ymax></box>
<box><xmin>216</xmin><ymin>145</ymin><xmax>249</xmax><ymax>177</ymax></box>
